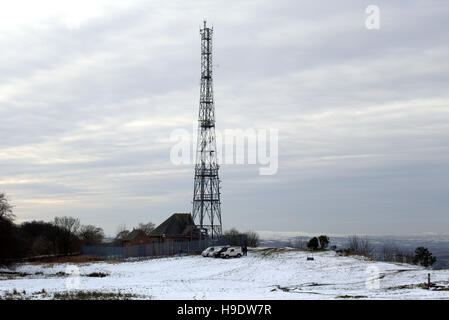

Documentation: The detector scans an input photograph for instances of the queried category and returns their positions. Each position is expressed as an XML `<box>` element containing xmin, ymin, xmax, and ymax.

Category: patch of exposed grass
<box><xmin>0</xmin><ymin>271</ymin><xmax>31</xmax><ymax>279</ymax></box>
<box><xmin>433</xmin><ymin>287</ymin><xmax>449</xmax><ymax>291</ymax></box>
<box><xmin>30</xmin><ymin>255</ymin><xmax>101</xmax><ymax>265</ymax></box>
<box><xmin>52</xmin><ymin>290</ymin><xmax>139</xmax><ymax>300</ymax></box>
<box><xmin>0</xmin><ymin>289</ymin><xmax>30</xmax><ymax>300</ymax></box>
<box><xmin>275</xmin><ymin>285</ymin><xmax>291</xmax><ymax>292</ymax></box>
<box><xmin>386</xmin><ymin>284</ymin><xmax>419</xmax><ymax>290</ymax></box>
<box><xmin>84</xmin><ymin>272</ymin><xmax>109</xmax><ymax>277</ymax></box>
<box><xmin>387</xmin><ymin>282</ymin><xmax>449</xmax><ymax>291</ymax></box>
<box><xmin>258</xmin><ymin>248</ymin><xmax>289</xmax><ymax>257</ymax></box>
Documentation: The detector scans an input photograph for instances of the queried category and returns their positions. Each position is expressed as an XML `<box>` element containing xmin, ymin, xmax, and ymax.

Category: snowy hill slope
<box><xmin>1</xmin><ymin>248</ymin><xmax>448</xmax><ymax>299</ymax></box>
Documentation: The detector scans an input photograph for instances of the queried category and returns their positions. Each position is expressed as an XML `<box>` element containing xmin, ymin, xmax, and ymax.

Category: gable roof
<box><xmin>149</xmin><ymin>213</ymin><xmax>195</xmax><ymax>237</ymax></box>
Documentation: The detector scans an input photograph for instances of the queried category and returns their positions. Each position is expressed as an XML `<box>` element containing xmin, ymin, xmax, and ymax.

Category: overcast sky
<box><xmin>1</xmin><ymin>1</ymin><xmax>448</xmax><ymax>237</ymax></box>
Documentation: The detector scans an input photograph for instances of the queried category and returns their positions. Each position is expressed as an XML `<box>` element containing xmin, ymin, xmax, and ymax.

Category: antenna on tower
<box><xmin>192</xmin><ymin>21</ymin><xmax>222</xmax><ymax>239</ymax></box>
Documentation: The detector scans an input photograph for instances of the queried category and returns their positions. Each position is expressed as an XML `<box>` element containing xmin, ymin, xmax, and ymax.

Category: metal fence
<box><xmin>82</xmin><ymin>235</ymin><xmax>247</xmax><ymax>259</ymax></box>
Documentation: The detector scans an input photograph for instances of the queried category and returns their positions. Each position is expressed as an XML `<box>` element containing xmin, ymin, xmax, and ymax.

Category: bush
<box><xmin>318</xmin><ymin>235</ymin><xmax>329</xmax><ymax>249</ymax></box>
<box><xmin>307</xmin><ymin>237</ymin><xmax>319</xmax><ymax>251</ymax></box>
<box><xmin>412</xmin><ymin>247</ymin><xmax>436</xmax><ymax>267</ymax></box>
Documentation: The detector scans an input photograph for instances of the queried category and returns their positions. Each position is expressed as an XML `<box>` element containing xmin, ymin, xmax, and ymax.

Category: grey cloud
<box><xmin>1</xmin><ymin>0</ymin><xmax>448</xmax><ymax>235</ymax></box>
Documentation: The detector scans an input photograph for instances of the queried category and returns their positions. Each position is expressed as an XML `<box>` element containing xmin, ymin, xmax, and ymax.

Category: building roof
<box><xmin>149</xmin><ymin>213</ymin><xmax>195</xmax><ymax>237</ymax></box>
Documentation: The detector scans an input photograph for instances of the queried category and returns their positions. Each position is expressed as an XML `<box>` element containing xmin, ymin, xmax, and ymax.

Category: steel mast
<box><xmin>192</xmin><ymin>21</ymin><xmax>222</xmax><ymax>238</ymax></box>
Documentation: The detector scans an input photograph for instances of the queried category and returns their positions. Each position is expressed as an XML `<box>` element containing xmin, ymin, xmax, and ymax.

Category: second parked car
<box><xmin>220</xmin><ymin>246</ymin><xmax>243</xmax><ymax>258</ymax></box>
<box><xmin>212</xmin><ymin>246</ymin><xmax>230</xmax><ymax>258</ymax></box>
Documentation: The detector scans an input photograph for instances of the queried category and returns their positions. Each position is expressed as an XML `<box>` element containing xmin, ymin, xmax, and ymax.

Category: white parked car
<box><xmin>220</xmin><ymin>246</ymin><xmax>243</xmax><ymax>258</ymax></box>
<box><xmin>202</xmin><ymin>246</ymin><xmax>217</xmax><ymax>257</ymax></box>
<box><xmin>202</xmin><ymin>246</ymin><xmax>228</xmax><ymax>257</ymax></box>
<box><xmin>210</xmin><ymin>245</ymin><xmax>230</xmax><ymax>257</ymax></box>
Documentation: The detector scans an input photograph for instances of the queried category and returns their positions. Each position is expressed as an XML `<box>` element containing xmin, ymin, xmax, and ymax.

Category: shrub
<box><xmin>412</xmin><ymin>247</ymin><xmax>436</xmax><ymax>267</ymax></box>
<box><xmin>318</xmin><ymin>235</ymin><xmax>329</xmax><ymax>249</ymax></box>
<box><xmin>307</xmin><ymin>237</ymin><xmax>319</xmax><ymax>251</ymax></box>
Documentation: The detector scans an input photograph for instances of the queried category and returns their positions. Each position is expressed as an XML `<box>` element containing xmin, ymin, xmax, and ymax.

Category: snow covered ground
<box><xmin>1</xmin><ymin>248</ymin><xmax>448</xmax><ymax>299</ymax></box>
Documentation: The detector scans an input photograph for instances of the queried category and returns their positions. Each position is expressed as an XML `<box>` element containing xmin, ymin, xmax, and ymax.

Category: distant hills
<box><xmin>258</xmin><ymin>232</ymin><xmax>449</xmax><ymax>270</ymax></box>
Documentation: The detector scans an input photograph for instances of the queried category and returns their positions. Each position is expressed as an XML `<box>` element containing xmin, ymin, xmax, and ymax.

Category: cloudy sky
<box><xmin>1</xmin><ymin>0</ymin><xmax>448</xmax><ymax>236</ymax></box>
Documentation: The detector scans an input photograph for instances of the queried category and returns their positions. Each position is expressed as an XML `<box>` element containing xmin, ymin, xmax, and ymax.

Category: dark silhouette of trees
<box><xmin>222</xmin><ymin>228</ymin><xmax>259</xmax><ymax>247</ymax></box>
<box><xmin>0</xmin><ymin>194</ymin><xmax>26</xmax><ymax>265</ymax></box>
<box><xmin>307</xmin><ymin>237</ymin><xmax>319</xmax><ymax>250</ymax></box>
<box><xmin>137</xmin><ymin>222</ymin><xmax>155</xmax><ymax>236</ymax></box>
<box><xmin>413</xmin><ymin>247</ymin><xmax>436</xmax><ymax>267</ymax></box>
<box><xmin>0</xmin><ymin>217</ymin><xmax>27</xmax><ymax>265</ymax></box>
<box><xmin>0</xmin><ymin>193</ymin><xmax>14</xmax><ymax>222</ymax></box>
<box><xmin>318</xmin><ymin>235</ymin><xmax>329</xmax><ymax>249</ymax></box>
<box><xmin>0</xmin><ymin>195</ymin><xmax>103</xmax><ymax>266</ymax></box>
<box><xmin>53</xmin><ymin>216</ymin><xmax>81</xmax><ymax>254</ymax></box>
<box><xmin>20</xmin><ymin>220</ymin><xmax>65</xmax><ymax>255</ymax></box>
<box><xmin>78</xmin><ymin>225</ymin><xmax>104</xmax><ymax>246</ymax></box>
<box><xmin>54</xmin><ymin>216</ymin><xmax>80</xmax><ymax>234</ymax></box>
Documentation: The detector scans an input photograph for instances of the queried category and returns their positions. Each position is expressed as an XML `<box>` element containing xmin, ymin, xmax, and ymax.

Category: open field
<box><xmin>1</xmin><ymin>248</ymin><xmax>448</xmax><ymax>300</ymax></box>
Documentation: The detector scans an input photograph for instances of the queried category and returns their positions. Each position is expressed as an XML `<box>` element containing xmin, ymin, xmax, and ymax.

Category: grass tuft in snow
<box><xmin>84</xmin><ymin>272</ymin><xmax>109</xmax><ymax>277</ymax></box>
<box><xmin>52</xmin><ymin>290</ymin><xmax>140</xmax><ymax>300</ymax></box>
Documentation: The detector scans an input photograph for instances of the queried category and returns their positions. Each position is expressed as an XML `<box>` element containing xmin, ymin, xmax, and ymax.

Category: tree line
<box><xmin>222</xmin><ymin>228</ymin><xmax>260</xmax><ymax>247</ymax></box>
<box><xmin>1</xmin><ymin>193</ymin><xmax>261</xmax><ymax>266</ymax></box>
<box><xmin>1</xmin><ymin>193</ymin><xmax>106</xmax><ymax>266</ymax></box>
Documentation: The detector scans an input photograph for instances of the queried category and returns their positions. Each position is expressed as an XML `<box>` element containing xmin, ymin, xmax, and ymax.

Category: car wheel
<box><xmin>237</xmin><ymin>254</ymin><xmax>241</xmax><ymax>258</ymax></box>
<box><xmin>225</xmin><ymin>255</ymin><xmax>229</xmax><ymax>259</ymax></box>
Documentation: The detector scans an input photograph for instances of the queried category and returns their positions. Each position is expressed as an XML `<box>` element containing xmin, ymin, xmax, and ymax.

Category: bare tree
<box><xmin>53</xmin><ymin>216</ymin><xmax>81</xmax><ymax>254</ymax></box>
<box><xmin>54</xmin><ymin>216</ymin><xmax>80</xmax><ymax>234</ymax></box>
<box><xmin>347</xmin><ymin>235</ymin><xmax>374</xmax><ymax>257</ymax></box>
<box><xmin>223</xmin><ymin>228</ymin><xmax>247</xmax><ymax>246</ymax></box>
<box><xmin>137</xmin><ymin>222</ymin><xmax>155</xmax><ymax>236</ymax></box>
<box><xmin>245</xmin><ymin>231</ymin><xmax>259</xmax><ymax>247</ymax></box>
<box><xmin>382</xmin><ymin>241</ymin><xmax>399</xmax><ymax>261</ymax></box>
<box><xmin>115</xmin><ymin>224</ymin><xmax>130</xmax><ymax>240</ymax></box>
<box><xmin>0</xmin><ymin>193</ymin><xmax>14</xmax><ymax>222</ymax></box>
<box><xmin>293</xmin><ymin>237</ymin><xmax>307</xmax><ymax>249</ymax></box>
<box><xmin>78</xmin><ymin>225</ymin><xmax>104</xmax><ymax>245</ymax></box>
<box><xmin>224</xmin><ymin>228</ymin><xmax>240</xmax><ymax>237</ymax></box>
<box><xmin>382</xmin><ymin>241</ymin><xmax>414</xmax><ymax>263</ymax></box>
